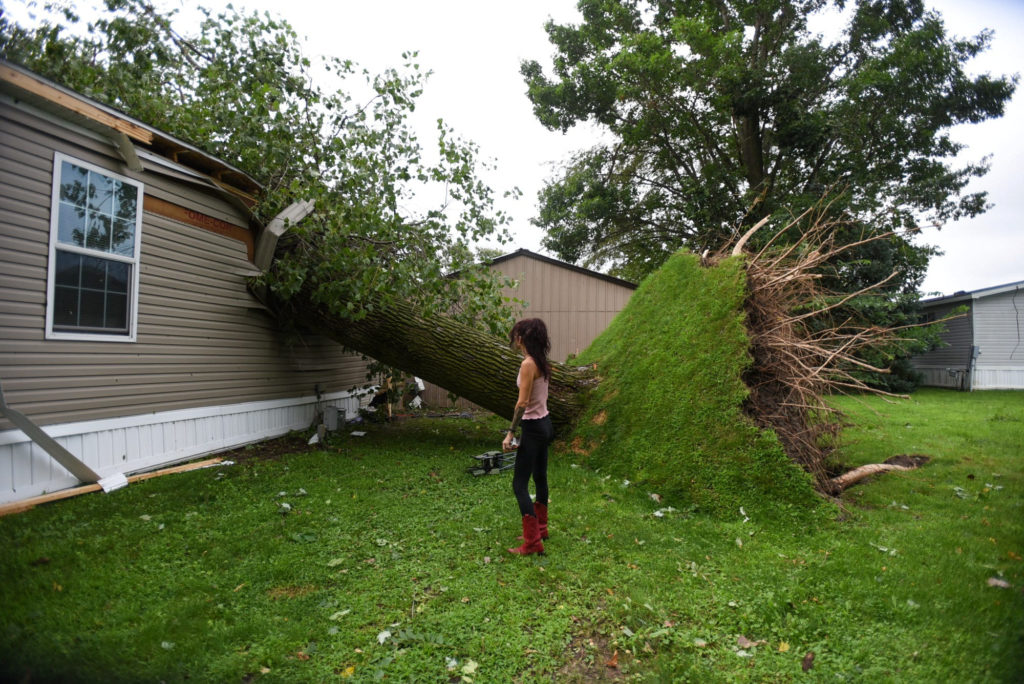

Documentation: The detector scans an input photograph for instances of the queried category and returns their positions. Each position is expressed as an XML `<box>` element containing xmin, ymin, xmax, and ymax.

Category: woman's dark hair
<box><xmin>510</xmin><ymin>318</ymin><xmax>551</xmax><ymax>380</ymax></box>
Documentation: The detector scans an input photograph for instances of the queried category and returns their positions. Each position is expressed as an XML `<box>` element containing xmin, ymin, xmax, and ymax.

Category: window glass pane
<box><xmin>106</xmin><ymin>260</ymin><xmax>130</xmax><ymax>294</ymax></box>
<box><xmin>112</xmin><ymin>219</ymin><xmax>135</xmax><ymax>256</ymax></box>
<box><xmin>57</xmin><ymin>204</ymin><xmax>87</xmax><ymax>246</ymax></box>
<box><xmin>53</xmin><ymin>286</ymin><xmax>79</xmax><ymax>326</ymax></box>
<box><xmin>79</xmin><ymin>290</ymin><xmax>106</xmax><ymax>328</ymax></box>
<box><xmin>105</xmin><ymin>292</ymin><xmax>128</xmax><ymax>329</ymax></box>
<box><xmin>87</xmin><ymin>170</ymin><xmax>114</xmax><ymax>215</ymax></box>
<box><xmin>55</xmin><ymin>251</ymin><xmax>82</xmax><ymax>287</ymax></box>
<box><xmin>115</xmin><ymin>182</ymin><xmax>137</xmax><ymax>221</ymax></box>
<box><xmin>59</xmin><ymin>161</ymin><xmax>88</xmax><ymax>207</ymax></box>
<box><xmin>80</xmin><ymin>256</ymin><xmax>108</xmax><ymax>290</ymax></box>
<box><xmin>86</xmin><ymin>213</ymin><xmax>112</xmax><ymax>251</ymax></box>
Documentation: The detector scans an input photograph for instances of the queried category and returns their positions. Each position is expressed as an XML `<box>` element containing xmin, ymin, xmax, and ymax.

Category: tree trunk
<box><xmin>735</xmin><ymin>111</ymin><xmax>765</xmax><ymax>193</ymax></box>
<box><xmin>275</xmin><ymin>287</ymin><xmax>592</xmax><ymax>432</ymax></box>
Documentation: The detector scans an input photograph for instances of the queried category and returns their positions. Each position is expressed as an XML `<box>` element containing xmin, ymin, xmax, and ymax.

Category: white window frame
<box><xmin>45</xmin><ymin>152</ymin><xmax>144</xmax><ymax>342</ymax></box>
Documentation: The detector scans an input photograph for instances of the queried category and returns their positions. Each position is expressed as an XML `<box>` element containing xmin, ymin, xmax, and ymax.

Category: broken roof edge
<box><xmin>0</xmin><ymin>59</ymin><xmax>262</xmax><ymax>203</ymax></box>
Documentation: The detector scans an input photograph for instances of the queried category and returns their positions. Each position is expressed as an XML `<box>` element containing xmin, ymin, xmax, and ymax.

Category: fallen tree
<box><xmin>261</xmin><ymin>208</ymin><xmax>938</xmax><ymax>512</ymax></box>
<box><xmin>270</xmin><ymin>284</ymin><xmax>594</xmax><ymax>433</ymax></box>
<box><xmin>724</xmin><ymin>208</ymin><xmax>939</xmax><ymax>496</ymax></box>
<box><xmin>4</xmin><ymin>0</ymin><xmax>948</xmax><ymax>512</ymax></box>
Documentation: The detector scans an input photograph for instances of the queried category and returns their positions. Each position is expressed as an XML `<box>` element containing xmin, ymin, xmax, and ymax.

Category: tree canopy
<box><xmin>521</xmin><ymin>0</ymin><xmax>1016</xmax><ymax>286</ymax></box>
<box><xmin>1</xmin><ymin>0</ymin><xmax>518</xmax><ymax>334</ymax></box>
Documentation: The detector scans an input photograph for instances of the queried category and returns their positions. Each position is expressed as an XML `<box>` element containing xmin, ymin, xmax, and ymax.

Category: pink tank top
<box><xmin>517</xmin><ymin>361</ymin><xmax>549</xmax><ymax>419</ymax></box>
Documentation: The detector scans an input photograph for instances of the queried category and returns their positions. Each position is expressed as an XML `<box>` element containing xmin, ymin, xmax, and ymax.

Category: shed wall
<box><xmin>420</xmin><ymin>253</ymin><xmax>634</xmax><ymax>409</ymax></box>
<box><xmin>493</xmin><ymin>254</ymin><xmax>635</xmax><ymax>362</ymax></box>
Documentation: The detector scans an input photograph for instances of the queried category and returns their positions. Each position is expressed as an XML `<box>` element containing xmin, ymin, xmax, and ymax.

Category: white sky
<box><xmin>8</xmin><ymin>0</ymin><xmax>1022</xmax><ymax>296</ymax></box>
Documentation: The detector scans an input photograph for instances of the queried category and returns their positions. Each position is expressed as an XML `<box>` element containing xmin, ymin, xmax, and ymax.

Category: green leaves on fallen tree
<box><xmin>1</xmin><ymin>0</ymin><xmax>517</xmax><ymax>331</ymax></box>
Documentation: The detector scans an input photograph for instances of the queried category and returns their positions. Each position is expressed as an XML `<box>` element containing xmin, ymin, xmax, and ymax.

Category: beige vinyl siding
<box><xmin>0</xmin><ymin>97</ymin><xmax>367</xmax><ymax>431</ymax></box>
<box><xmin>493</xmin><ymin>253</ymin><xmax>634</xmax><ymax>363</ymax></box>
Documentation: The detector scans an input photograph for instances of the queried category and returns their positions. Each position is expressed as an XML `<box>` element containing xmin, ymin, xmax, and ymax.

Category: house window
<box><xmin>46</xmin><ymin>153</ymin><xmax>143</xmax><ymax>341</ymax></box>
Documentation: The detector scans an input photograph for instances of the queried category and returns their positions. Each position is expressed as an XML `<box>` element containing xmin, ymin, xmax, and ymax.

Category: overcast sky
<box><xmin>10</xmin><ymin>0</ymin><xmax>1021</xmax><ymax>296</ymax></box>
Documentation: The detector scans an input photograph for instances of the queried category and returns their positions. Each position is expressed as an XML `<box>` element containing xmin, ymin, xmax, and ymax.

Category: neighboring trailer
<box><xmin>910</xmin><ymin>281</ymin><xmax>1024</xmax><ymax>390</ymax></box>
<box><xmin>421</xmin><ymin>249</ymin><xmax>636</xmax><ymax>408</ymax></box>
<box><xmin>0</xmin><ymin>62</ymin><xmax>371</xmax><ymax>504</ymax></box>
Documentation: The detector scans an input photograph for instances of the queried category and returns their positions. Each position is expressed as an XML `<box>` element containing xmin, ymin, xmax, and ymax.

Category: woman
<box><xmin>503</xmin><ymin>318</ymin><xmax>555</xmax><ymax>556</ymax></box>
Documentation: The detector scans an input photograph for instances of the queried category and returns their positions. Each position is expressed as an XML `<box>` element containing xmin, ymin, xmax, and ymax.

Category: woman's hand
<box><xmin>502</xmin><ymin>432</ymin><xmax>515</xmax><ymax>452</ymax></box>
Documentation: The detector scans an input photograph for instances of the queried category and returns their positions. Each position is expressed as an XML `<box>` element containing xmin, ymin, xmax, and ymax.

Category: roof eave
<box><xmin>0</xmin><ymin>60</ymin><xmax>262</xmax><ymax>204</ymax></box>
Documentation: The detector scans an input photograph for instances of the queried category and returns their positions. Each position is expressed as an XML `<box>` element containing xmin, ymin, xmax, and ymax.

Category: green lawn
<box><xmin>0</xmin><ymin>388</ymin><xmax>1021</xmax><ymax>682</ymax></box>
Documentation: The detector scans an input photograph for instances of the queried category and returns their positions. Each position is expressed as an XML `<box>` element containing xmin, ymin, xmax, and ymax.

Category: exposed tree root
<box><xmin>721</xmin><ymin>204</ymin><xmax>936</xmax><ymax>493</ymax></box>
<box><xmin>828</xmin><ymin>455</ymin><xmax>931</xmax><ymax>492</ymax></box>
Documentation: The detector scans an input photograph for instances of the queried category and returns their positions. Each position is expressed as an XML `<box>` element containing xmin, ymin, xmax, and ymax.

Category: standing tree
<box><xmin>520</xmin><ymin>0</ymin><xmax>1016</xmax><ymax>390</ymax></box>
<box><xmin>522</xmin><ymin>0</ymin><xmax>1015</xmax><ymax>280</ymax></box>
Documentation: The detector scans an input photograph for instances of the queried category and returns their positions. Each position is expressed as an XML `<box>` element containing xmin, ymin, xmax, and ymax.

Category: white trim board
<box><xmin>0</xmin><ymin>389</ymin><xmax>370</xmax><ymax>504</ymax></box>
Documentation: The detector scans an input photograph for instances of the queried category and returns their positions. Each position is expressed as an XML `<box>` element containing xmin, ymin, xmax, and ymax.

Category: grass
<box><xmin>0</xmin><ymin>388</ymin><xmax>1022</xmax><ymax>682</ymax></box>
<box><xmin>570</xmin><ymin>252</ymin><xmax>822</xmax><ymax>516</ymax></box>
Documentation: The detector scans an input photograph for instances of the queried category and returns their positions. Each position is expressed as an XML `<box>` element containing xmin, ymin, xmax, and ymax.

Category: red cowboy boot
<box><xmin>534</xmin><ymin>502</ymin><xmax>549</xmax><ymax>539</ymax></box>
<box><xmin>508</xmin><ymin>514</ymin><xmax>544</xmax><ymax>555</ymax></box>
<box><xmin>518</xmin><ymin>503</ymin><xmax>550</xmax><ymax>541</ymax></box>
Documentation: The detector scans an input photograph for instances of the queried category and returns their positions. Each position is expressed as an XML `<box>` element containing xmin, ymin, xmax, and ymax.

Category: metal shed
<box><xmin>421</xmin><ymin>249</ymin><xmax>637</xmax><ymax>407</ymax></box>
<box><xmin>910</xmin><ymin>280</ymin><xmax>1024</xmax><ymax>390</ymax></box>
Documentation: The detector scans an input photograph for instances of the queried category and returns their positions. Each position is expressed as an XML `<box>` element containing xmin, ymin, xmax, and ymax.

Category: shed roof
<box><xmin>920</xmin><ymin>280</ymin><xmax>1024</xmax><ymax>307</ymax></box>
<box><xmin>488</xmin><ymin>248</ymin><xmax>637</xmax><ymax>290</ymax></box>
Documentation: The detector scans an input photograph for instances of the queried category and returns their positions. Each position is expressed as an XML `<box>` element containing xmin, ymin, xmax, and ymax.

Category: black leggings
<box><xmin>512</xmin><ymin>416</ymin><xmax>554</xmax><ymax>517</ymax></box>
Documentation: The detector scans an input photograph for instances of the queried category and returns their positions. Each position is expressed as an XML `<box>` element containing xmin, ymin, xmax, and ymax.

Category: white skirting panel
<box><xmin>0</xmin><ymin>390</ymin><xmax>369</xmax><ymax>504</ymax></box>
<box><xmin>914</xmin><ymin>365</ymin><xmax>1024</xmax><ymax>390</ymax></box>
<box><xmin>972</xmin><ymin>366</ymin><xmax>1024</xmax><ymax>390</ymax></box>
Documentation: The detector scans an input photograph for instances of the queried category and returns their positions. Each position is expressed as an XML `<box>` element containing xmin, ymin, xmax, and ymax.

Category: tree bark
<box><xmin>275</xmin><ymin>286</ymin><xmax>592</xmax><ymax>432</ymax></box>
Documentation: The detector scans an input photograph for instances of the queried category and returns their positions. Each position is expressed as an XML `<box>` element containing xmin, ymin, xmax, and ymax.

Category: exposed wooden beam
<box><xmin>209</xmin><ymin>177</ymin><xmax>259</xmax><ymax>207</ymax></box>
<box><xmin>0</xmin><ymin>457</ymin><xmax>226</xmax><ymax>516</ymax></box>
<box><xmin>144</xmin><ymin>194</ymin><xmax>255</xmax><ymax>261</ymax></box>
<box><xmin>0</xmin><ymin>64</ymin><xmax>154</xmax><ymax>145</ymax></box>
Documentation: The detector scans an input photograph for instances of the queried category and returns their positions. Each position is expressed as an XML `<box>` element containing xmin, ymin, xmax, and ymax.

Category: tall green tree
<box><xmin>522</xmin><ymin>0</ymin><xmax>1016</xmax><ymax>287</ymax></box>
